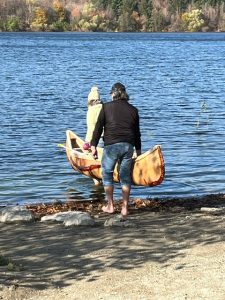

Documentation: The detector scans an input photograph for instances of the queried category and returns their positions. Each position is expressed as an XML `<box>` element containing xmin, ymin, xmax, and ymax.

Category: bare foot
<box><xmin>102</xmin><ymin>205</ymin><xmax>115</xmax><ymax>214</ymax></box>
<box><xmin>121</xmin><ymin>205</ymin><xmax>128</xmax><ymax>219</ymax></box>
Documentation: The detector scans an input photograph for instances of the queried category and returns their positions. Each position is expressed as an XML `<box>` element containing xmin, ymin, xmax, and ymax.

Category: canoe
<box><xmin>65</xmin><ymin>130</ymin><xmax>165</xmax><ymax>187</ymax></box>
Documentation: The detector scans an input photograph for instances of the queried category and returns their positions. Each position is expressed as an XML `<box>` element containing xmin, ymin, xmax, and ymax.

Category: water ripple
<box><xmin>1</xmin><ymin>32</ymin><xmax>225</xmax><ymax>204</ymax></box>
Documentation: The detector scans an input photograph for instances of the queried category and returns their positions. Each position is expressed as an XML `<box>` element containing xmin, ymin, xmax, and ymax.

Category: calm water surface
<box><xmin>1</xmin><ymin>32</ymin><xmax>225</xmax><ymax>205</ymax></box>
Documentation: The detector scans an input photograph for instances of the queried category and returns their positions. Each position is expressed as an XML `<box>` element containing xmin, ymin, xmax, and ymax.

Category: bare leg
<box><xmin>121</xmin><ymin>185</ymin><xmax>131</xmax><ymax>218</ymax></box>
<box><xmin>102</xmin><ymin>185</ymin><xmax>115</xmax><ymax>214</ymax></box>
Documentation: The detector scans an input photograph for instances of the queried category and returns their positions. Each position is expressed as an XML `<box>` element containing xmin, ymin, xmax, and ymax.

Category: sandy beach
<box><xmin>1</xmin><ymin>195</ymin><xmax>225</xmax><ymax>300</ymax></box>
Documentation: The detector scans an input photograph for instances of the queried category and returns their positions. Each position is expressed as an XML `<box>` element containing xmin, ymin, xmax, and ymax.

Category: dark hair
<box><xmin>110</xmin><ymin>82</ymin><xmax>129</xmax><ymax>101</ymax></box>
<box><xmin>112</xmin><ymin>90</ymin><xmax>129</xmax><ymax>101</ymax></box>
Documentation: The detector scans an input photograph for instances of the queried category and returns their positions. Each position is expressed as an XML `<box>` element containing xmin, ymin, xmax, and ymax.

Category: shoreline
<box><xmin>1</xmin><ymin>192</ymin><xmax>224</xmax><ymax>219</ymax></box>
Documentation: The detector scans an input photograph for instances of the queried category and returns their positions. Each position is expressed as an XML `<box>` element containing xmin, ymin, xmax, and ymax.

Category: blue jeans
<box><xmin>102</xmin><ymin>142</ymin><xmax>134</xmax><ymax>187</ymax></box>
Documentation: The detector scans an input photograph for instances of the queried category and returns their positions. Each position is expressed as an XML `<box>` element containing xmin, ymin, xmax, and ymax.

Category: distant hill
<box><xmin>0</xmin><ymin>0</ymin><xmax>224</xmax><ymax>32</ymax></box>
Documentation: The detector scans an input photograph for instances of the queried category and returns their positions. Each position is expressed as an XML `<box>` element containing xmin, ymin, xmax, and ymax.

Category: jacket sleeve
<box><xmin>135</xmin><ymin>112</ymin><xmax>141</xmax><ymax>152</ymax></box>
<box><xmin>90</xmin><ymin>106</ymin><xmax>105</xmax><ymax>147</ymax></box>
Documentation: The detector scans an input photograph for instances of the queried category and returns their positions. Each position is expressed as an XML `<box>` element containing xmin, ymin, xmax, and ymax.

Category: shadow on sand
<box><xmin>0</xmin><ymin>193</ymin><xmax>225</xmax><ymax>291</ymax></box>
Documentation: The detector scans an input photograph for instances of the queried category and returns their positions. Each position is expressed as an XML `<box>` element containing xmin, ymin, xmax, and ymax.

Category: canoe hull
<box><xmin>65</xmin><ymin>130</ymin><xmax>165</xmax><ymax>187</ymax></box>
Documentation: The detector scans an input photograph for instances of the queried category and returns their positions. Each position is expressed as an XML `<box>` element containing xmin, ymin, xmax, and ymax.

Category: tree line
<box><xmin>0</xmin><ymin>0</ymin><xmax>225</xmax><ymax>32</ymax></box>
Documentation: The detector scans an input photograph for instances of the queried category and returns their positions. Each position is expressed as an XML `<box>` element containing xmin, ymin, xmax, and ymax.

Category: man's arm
<box><xmin>135</xmin><ymin>112</ymin><xmax>141</xmax><ymax>156</ymax></box>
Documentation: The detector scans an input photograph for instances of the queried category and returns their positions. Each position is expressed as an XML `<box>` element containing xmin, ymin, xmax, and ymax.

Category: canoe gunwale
<box><xmin>65</xmin><ymin>130</ymin><xmax>165</xmax><ymax>187</ymax></box>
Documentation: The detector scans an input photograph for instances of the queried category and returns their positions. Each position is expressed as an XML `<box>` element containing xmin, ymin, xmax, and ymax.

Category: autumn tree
<box><xmin>117</xmin><ymin>0</ymin><xmax>140</xmax><ymax>31</ymax></box>
<box><xmin>31</xmin><ymin>6</ymin><xmax>48</xmax><ymax>31</ymax></box>
<box><xmin>50</xmin><ymin>0</ymin><xmax>71</xmax><ymax>31</ymax></box>
<box><xmin>139</xmin><ymin>0</ymin><xmax>153</xmax><ymax>30</ymax></box>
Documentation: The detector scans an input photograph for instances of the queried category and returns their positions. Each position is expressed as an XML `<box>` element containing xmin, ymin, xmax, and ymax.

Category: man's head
<box><xmin>110</xmin><ymin>82</ymin><xmax>129</xmax><ymax>101</ymax></box>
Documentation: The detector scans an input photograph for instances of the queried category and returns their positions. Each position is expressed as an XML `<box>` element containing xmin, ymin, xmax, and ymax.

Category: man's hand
<box><xmin>91</xmin><ymin>146</ymin><xmax>98</xmax><ymax>159</ymax></box>
<box><xmin>83</xmin><ymin>142</ymin><xmax>90</xmax><ymax>150</ymax></box>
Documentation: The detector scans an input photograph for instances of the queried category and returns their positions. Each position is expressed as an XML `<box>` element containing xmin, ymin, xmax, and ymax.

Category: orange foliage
<box><xmin>132</xmin><ymin>11</ymin><xmax>141</xmax><ymax>22</ymax></box>
<box><xmin>72</xmin><ymin>7</ymin><xmax>81</xmax><ymax>18</ymax></box>
<box><xmin>53</xmin><ymin>0</ymin><xmax>63</xmax><ymax>11</ymax></box>
<box><xmin>34</xmin><ymin>7</ymin><xmax>48</xmax><ymax>24</ymax></box>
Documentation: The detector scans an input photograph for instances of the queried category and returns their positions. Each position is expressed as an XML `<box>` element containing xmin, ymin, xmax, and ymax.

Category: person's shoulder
<box><xmin>103</xmin><ymin>101</ymin><xmax>113</xmax><ymax>108</ymax></box>
<box><xmin>96</xmin><ymin>102</ymin><xmax>103</xmax><ymax>108</ymax></box>
<box><xmin>103</xmin><ymin>101</ymin><xmax>111</xmax><ymax>106</ymax></box>
<box><xmin>127</xmin><ymin>101</ymin><xmax>138</xmax><ymax>111</ymax></box>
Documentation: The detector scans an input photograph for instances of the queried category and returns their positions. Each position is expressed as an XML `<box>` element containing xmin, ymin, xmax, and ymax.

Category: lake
<box><xmin>1</xmin><ymin>32</ymin><xmax>225</xmax><ymax>205</ymax></box>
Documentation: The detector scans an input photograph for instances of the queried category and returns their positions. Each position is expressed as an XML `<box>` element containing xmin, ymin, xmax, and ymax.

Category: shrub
<box><xmin>0</xmin><ymin>255</ymin><xmax>9</xmax><ymax>266</ymax></box>
<box><xmin>5</xmin><ymin>16</ymin><xmax>21</xmax><ymax>31</ymax></box>
<box><xmin>182</xmin><ymin>9</ymin><xmax>205</xmax><ymax>32</ymax></box>
<box><xmin>49</xmin><ymin>20</ymin><xmax>71</xmax><ymax>31</ymax></box>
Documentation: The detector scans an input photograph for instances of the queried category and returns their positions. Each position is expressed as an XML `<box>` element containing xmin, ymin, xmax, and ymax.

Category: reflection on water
<box><xmin>65</xmin><ymin>185</ymin><xmax>105</xmax><ymax>202</ymax></box>
<box><xmin>1</xmin><ymin>32</ymin><xmax>225</xmax><ymax>205</ymax></box>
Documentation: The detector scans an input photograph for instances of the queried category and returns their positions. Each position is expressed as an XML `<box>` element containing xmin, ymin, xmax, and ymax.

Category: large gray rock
<box><xmin>104</xmin><ymin>215</ymin><xmax>135</xmax><ymax>227</ymax></box>
<box><xmin>41</xmin><ymin>211</ymin><xmax>78</xmax><ymax>222</ymax></box>
<box><xmin>200</xmin><ymin>207</ymin><xmax>225</xmax><ymax>214</ymax></box>
<box><xmin>0</xmin><ymin>206</ymin><xmax>35</xmax><ymax>223</ymax></box>
<box><xmin>64</xmin><ymin>212</ymin><xmax>95</xmax><ymax>227</ymax></box>
<box><xmin>41</xmin><ymin>211</ymin><xmax>95</xmax><ymax>226</ymax></box>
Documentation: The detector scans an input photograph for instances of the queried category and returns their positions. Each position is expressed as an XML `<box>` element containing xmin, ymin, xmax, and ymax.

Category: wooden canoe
<box><xmin>65</xmin><ymin>130</ymin><xmax>165</xmax><ymax>187</ymax></box>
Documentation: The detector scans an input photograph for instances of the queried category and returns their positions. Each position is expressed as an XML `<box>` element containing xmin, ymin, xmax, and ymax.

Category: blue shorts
<box><xmin>101</xmin><ymin>142</ymin><xmax>134</xmax><ymax>187</ymax></box>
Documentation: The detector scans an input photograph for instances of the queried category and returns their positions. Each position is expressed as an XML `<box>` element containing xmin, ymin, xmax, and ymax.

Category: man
<box><xmin>91</xmin><ymin>82</ymin><xmax>141</xmax><ymax>218</ymax></box>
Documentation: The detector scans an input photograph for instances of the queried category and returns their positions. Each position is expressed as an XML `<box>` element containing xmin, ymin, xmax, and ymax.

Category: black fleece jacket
<box><xmin>91</xmin><ymin>100</ymin><xmax>141</xmax><ymax>151</ymax></box>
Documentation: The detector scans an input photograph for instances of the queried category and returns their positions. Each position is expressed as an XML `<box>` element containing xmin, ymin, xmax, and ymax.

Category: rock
<box><xmin>104</xmin><ymin>215</ymin><xmax>135</xmax><ymax>227</ymax></box>
<box><xmin>64</xmin><ymin>212</ymin><xmax>95</xmax><ymax>226</ymax></box>
<box><xmin>200</xmin><ymin>207</ymin><xmax>225</xmax><ymax>214</ymax></box>
<box><xmin>0</xmin><ymin>206</ymin><xmax>35</xmax><ymax>223</ymax></box>
<box><xmin>41</xmin><ymin>211</ymin><xmax>79</xmax><ymax>222</ymax></box>
<box><xmin>41</xmin><ymin>211</ymin><xmax>95</xmax><ymax>226</ymax></box>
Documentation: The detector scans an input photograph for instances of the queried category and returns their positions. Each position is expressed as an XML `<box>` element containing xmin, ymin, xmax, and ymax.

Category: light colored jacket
<box><xmin>85</xmin><ymin>103</ymin><xmax>103</xmax><ymax>142</ymax></box>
